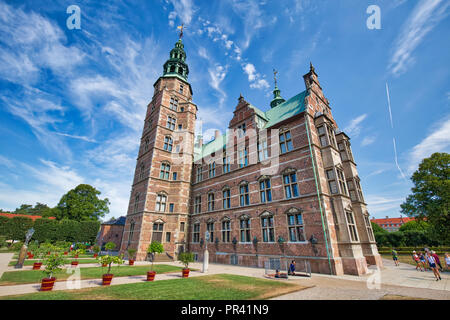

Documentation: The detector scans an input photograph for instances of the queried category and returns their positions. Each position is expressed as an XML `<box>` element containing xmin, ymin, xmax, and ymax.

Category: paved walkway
<box><xmin>0</xmin><ymin>253</ymin><xmax>449</xmax><ymax>299</ymax></box>
<box><xmin>0</xmin><ymin>253</ymin><xmax>14</xmax><ymax>279</ymax></box>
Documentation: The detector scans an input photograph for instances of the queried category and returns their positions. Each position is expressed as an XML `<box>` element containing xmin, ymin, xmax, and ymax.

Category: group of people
<box><xmin>392</xmin><ymin>248</ymin><xmax>449</xmax><ymax>281</ymax></box>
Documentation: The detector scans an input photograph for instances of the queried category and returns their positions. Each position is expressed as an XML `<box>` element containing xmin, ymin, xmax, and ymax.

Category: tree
<box><xmin>401</xmin><ymin>152</ymin><xmax>450</xmax><ymax>244</ymax></box>
<box><xmin>371</xmin><ymin>222</ymin><xmax>386</xmax><ymax>233</ymax></box>
<box><xmin>55</xmin><ymin>184</ymin><xmax>110</xmax><ymax>221</ymax></box>
<box><xmin>5</xmin><ymin>216</ymin><xmax>33</xmax><ymax>242</ymax></box>
<box><xmin>399</xmin><ymin>220</ymin><xmax>430</xmax><ymax>232</ymax></box>
<box><xmin>13</xmin><ymin>204</ymin><xmax>33</xmax><ymax>215</ymax></box>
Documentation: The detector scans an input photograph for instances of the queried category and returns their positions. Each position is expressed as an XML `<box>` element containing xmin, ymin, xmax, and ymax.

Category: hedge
<box><xmin>0</xmin><ymin>217</ymin><xmax>100</xmax><ymax>245</ymax></box>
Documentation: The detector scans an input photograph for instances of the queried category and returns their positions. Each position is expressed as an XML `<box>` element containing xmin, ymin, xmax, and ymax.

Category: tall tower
<box><xmin>120</xmin><ymin>38</ymin><xmax>197</xmax><ymax>261</ymax></box>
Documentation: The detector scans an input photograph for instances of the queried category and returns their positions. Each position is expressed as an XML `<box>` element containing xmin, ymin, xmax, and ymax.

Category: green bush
<box><xmin>0</xmin><ymin>216</ymin><xmax>10</xmax><ymax>236</ymax></box>
<box><xmin>33</xmin><ymin>219</ymin><xmax>59</xmax><ymax>243</ymax></box>
<box><xmin>6</xmin><ymin>217</ymin><xmax>33</xmax><ymax>241</ymax></box>
<box><xmin>10</xmin><ymin>241</ymin><xmax>24</xmax><ymax>251</ymax></box>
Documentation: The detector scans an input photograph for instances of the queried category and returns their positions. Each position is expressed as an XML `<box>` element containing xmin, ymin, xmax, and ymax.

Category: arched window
<box><xmin>208</xmin><ymin>162</ymin><xmax>216</xmax><ymax>178</ymax></box>
<box><xmin>178</xmin><ymin>67</ymin><xmax>184</xmax><ymax>75</ymax></box>
<box><xmin>239</xmin><ymin>182</ymin><xmax>249</xmax><ymax>206</ymax></box>
<box><xmin>259</xmin><ymin>178</ymin><xmax>272</xmax><ymax>203</ymax></box>
<box><xmin>222</xmin><ymin>187</ymin><xmax>231</xmax><ymax>209</ymax></box>
<box><xmin>208</xmin><ymin>192</ymin><xmax>215</xmax><ymax>211</ymax></box>
<box><xmin>239</xmin><ymin>215</ymin><xmax>251</xmax><ymax>242</ymax></box>
<box><xmin>286</xmin><ymin>208</ymin><xmax>305</xmax><ymax>242</ymax></box>
<box><xmin>160</xmin><ymin>162</ymin><xmax>170</xmax><ymax>180</ymax></box>
<box><xmin>156</xmin><ymin>194</ymin><xmax>167</xmax><ymax>212</ymax></box>
<box><xmin>170</xmin><ymin>65</ymin><xmax>175</xmax><ymax>73</ymax></box>
<box><xmin>139</xmin><ymin>163</ymin><xmax>145</xmax><ymax>180</ymax></box>
<box><xmin>164</xmin><ymin>136</ymin><xmax>173</xmax><ymax>152</ymax></box>
<box><xmin>260</xmin><ymin>211</ymin><xmax>275</xmax><ymax>242</ymax></box>
<box><xmin>221</xmin><ymin>217</ymin><xmax>231</xmax><ymax>242</ymax></box>
<box><xmin>133</xmin><ymin>194</ymin><xmax>139</xmax><ymax>214</ymax></box>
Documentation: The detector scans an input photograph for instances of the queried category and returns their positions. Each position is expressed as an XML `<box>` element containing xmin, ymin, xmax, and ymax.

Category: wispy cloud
<box><xmin>361</xmin><ymin>135</ymin><xmax>376</xmax><ymax>147</ymax></box>
<box><xmin>366</xmin><ymin>194</ymin><xmax>405</xmax><ymax>215</ymax></box>
<box><xmin>389</xmin><ymin>0</ymin><xmax>449</xmax><ymax>76</ymax></box>
<box><xmin>406</xmin><ymin>115</ymin><xmax>450</xmax><ymax>173</ymax></box>
<box><xmin>243</xmin><ymin>63</ymin><xmax>269</xmax><ymax>90</ymax></box>
<box><xmin>343</xmin><ymin>114</ymin><xmax>367</xmax><ymax>137</ymax></box>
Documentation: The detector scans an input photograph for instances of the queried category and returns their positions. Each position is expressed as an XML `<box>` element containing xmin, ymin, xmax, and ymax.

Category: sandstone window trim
<box><xmin>258</xmin><ymin>138</ymin><xmax>268</xmax><ymax>161</ymax></box>
<box><xmin>169</xmin><ymin>97</ymin><xmax>179</xmax><ymax>111</ymax></box>
<box><xmin>364</xmin><ymin>214</ymin><xmax>375</xmax><ymax>242</ymax></box>
<box><xmin>260</xmin><ymin>211</ymin><xmax>275</xmax><ymax>243</ymax></box>
<box><xmin>279</xmin><ymin>130</ymin><xmax>293</xmax><ymax>154</ymax></box>
<box><xmin>139</xmin><ymin>163</ymin><xmax>145</xmax><ymax>180</ymax></box>
<box><xmin>207</xmin><ymin>192</ymin><xmax>215</xmax><ymax>211</ymax></box>
<box><xmin>163</xmin><ymin>136</ymin><xmax>173</xmax><ymax>152</ymax></box>
<box><xmin>283</xmin><ymin>172</ymin><xmax>299</xmax><ymax>199</ymax></box>
<box><xmin>221</xmin><ymin>217</ymin><xmax>231</xmax><ymax>242</ymax></box>
<box><xmin>155</xmin><ymin>193</ymin><xmax>167</xmax><ymax>212</ymax></box>
<box><xmin>159</xmin><ymin>162</ymin><xmax>171</xmax><ymax>180</ymax></box>
<box><xmin>345</xmin><ymin>210</ymin><xmax>359</xmax><ymax>242</ymax></box>
<box><xmin>166</xmin><ymin>115</ymin><xmax>177</xmax><ymax>130</ymax></box>
<box><xmin>326</xmin><ymin>168</ymin><xmax>338</xmax><ymax>195</ymax></box>
<box><xmin>336</xmin><ymin>167</ymin><xmax>348</xmax><ymax>196</ymax></box>
<box><xmin>239</xmin><ymin>182</ymin><xmax>250</xmax><ymax>206</ymax></box>
<box><xmin>286</xmin><ymin>211</ymin><xmax>306</xmax><ymax>242</ymax></box>
<box><xmin>222</xmin><ymin>188</ymin><xmax>231</xmax><ymax>209</ymax></box>
<box><xmin>208</xmin><ymin>162</ymin><xmax>216</xmax><ymax>178</ymax></box>
<box><xmin>196</xmin><ymin>165</ymin><xmax>202</xmax><ymax>183</ymax></box>
<box><xmin>192</xmin><ymin>222</ymin><xmax>200</xmax><ymax>243</ymax></box>
<box><xmin>239</xmin><ymin>215</ymin><xmax>251</xmax><ymax>243</ymax></box>
<box><xmin>259</xmin><ymin>178</ymin><xmax>272</xmax><ymax>203</ymax></box>
<box><xmin>194</xmin><ymin>195</ymin><xmax>201</xmax><ymax>214</ymax></box>
<box><xmin>152</xmin><ymin>221</ymin><xmax>164</xmax><ymax>243</ymax></box>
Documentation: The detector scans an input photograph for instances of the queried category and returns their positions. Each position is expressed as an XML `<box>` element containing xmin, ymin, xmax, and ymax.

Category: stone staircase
<box><xmin>151</xmin><ymin>252</ymin><xmax>174</xmax><ymax>262</ymax></box>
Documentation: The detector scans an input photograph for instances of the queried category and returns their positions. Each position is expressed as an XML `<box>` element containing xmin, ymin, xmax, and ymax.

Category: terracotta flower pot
<box><xmin>102</xmin><ymin>274</ymin><xmax>114</xmax><ymax>285</ymax></box>
<box><xmin>71</xmin><ymin>261</ymin><xmax>79</xmax><ymax>266</ymax></box>
<box><xmin>93</xmin><ymin>253</ymin><xmax>98</xmax><ymax>258</ymax></box>
<box><xmin>129</xmin><ymin>260</ymin><xmax>135</xmax><ymax>266</ymax></box>
<box><xmin>27</xmin><ymin>251</ymin><xmax>31</xmax><ymax>256</ymax></box>
<box><xmin>64</xmin><ymin>252</ymin><xmax>68</xmax><ymax>255</ymax></box>
<box><xmin>32</xmin><ymin>262</ymin><xmax>43</xmax><ymax>270</ymax></box>
<box><xmin>102</xmin><ymin>263</ymin><xmax>107</xmax><ymax>267</ymax></box>
<box><xmin>182</xmin><ymin>268</ymin><xmax>190</xmax><ymax>278</ymax></box>
<box><xmin>47</xmin><ymin>252</ymin><xmax>51</xmax><ymax>255</ymax></box>
<box><xmin>74</xmin><ymin>255</ymin><xmax>78</xmax><ymax>258</ymax></box>
<box><xmin>40</xmin><ymin>277</ymin><xmax>56</xmax><ymax>291</ymax></box>
<box><xmin>146</xmin><ymin>271</ymin><xmax>156</xmax><ymax>281</ymax></box>
<box><xmin>28</xmin><ymin>254</ymin><xmax>34</xmax><ymax>259</ymax></box>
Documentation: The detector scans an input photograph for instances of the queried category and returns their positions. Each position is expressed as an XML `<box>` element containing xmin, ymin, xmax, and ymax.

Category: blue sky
<box><xmin>0</xmin><ymin>0</ymin><xmax>449</xmax><ymax>221</ymax></box>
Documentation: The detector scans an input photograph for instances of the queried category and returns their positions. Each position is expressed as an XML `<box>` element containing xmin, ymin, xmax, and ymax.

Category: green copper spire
<box><xmin>270</xmin><ymin>69</ymin><xmax>285</xmax><ymax>108</ymax></box>
<box><xmin>162</xmin><ymin>37</ymin><xmax>189</xmax><ymax>81</ymax></box>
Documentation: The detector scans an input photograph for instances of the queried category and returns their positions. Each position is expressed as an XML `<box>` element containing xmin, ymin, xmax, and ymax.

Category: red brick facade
<box><xmin>119</xmin><ymin>41</ymin><xmax>383</xmax><ymax>276</ymax></box>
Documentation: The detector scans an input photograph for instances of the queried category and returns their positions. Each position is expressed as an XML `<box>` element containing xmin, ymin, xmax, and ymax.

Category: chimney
<box><xmin>385</xmin><ymin>216</ymin><xmax>389</xmax><ymax>219</ymax></box>
<box><xmin>215</xmin><ymin>130</ymin><xmax>221</xmax><ymax>140</ymax></box>
<box><xmin>199</xmin><ymin>138</ymin><xmax>203</xmax><ymax>147</ymax></box>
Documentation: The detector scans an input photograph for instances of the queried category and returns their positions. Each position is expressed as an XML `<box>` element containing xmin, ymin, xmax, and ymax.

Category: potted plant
<box><xmin>178</xmin><ymin>252</ymin><xmax>194</xmax><ymax>278</ymax></box>
<box><xmin>92</xmin><ymin>245</ymin><xmax>100</xmax><ymax>258</ymax></box>
<box><xmin>146</xmin><ymin>241</ymin><xmax>164</xmax><ymax>281</ymax></box>
<box><xmin>32</xmin><ymin>245</ymin><xmax>48</xmax><ymax>270</ymax></box>
<box><xmin>97</xmin><ymin>254</ymin><xmax>124</xmax><ymax>285</ymax></box>
<box><xmin>105</xmin><ymin>241</ymin><xmax>116</xmax><ymax>255</ymax></box>
<box><xmin>127</xmin><ymin>248</ymin><xmax>137</xmax><ymax>266</ymax></box>
<box><xmin>40</xmin><ymin>253</ymin><xmax>65</xmax><ymax>291</ymax></box>
<box><xmin>70</xmin><ymin>249</ymin><xmax>84</xmax><ymax>266</ymax></box>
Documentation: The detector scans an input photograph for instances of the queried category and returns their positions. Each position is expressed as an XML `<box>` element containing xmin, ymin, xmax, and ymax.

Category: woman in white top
<box><xmin>445</xmin><ymin>253</ymin><xmax>450</xmax><ymax>271</ymax></box>
<box><xmin>426</xmin><ymin>252</ymin><xmax>441</xmax><ymax>281</ymax></box>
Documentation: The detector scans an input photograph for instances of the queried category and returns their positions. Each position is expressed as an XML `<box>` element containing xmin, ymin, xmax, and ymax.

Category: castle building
<box><xmin>119</xmin><ymin>37</ymin><xmax>383</xmax><ymax>276</ymax></box>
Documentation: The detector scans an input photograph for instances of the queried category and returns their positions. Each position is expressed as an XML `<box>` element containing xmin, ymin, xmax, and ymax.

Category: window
<box><xmin>208</xmin><ymin>193</ymin><xmax>215</xmax><ymax>211</ymax></box>
<box><xmin>178</xmin><ymin>124</ymin><xmax>182</xmax><ymax>130</ymax></box>
<box><xmin>238</xmin><ymin>148</ymin><xmax>248</xmax><ymax>168</ymax></box>
<box><xmin>196</xmin><ymin>166</ymin><xmax>202</xmax><ymax>182</ymax></box>
<box><xmin>223</xmin><ymin>188</ymin><xmax>231</xmax><ymax>209</ymax></box>
<box><xmin>336</xmin><ymin>168</ymin><xmax>348</xmax><ymax>196</ymax></box>
<box><xmin>179</xmin><ymin>84</ymin><xmax>184</xmax><ymax>94</ymax></box>
<box><xmin>338</xmin><ymin>142</ymin><xmax>348</xmax><ymax>161</ymax></box>
<box><xmin>259</xmin><ymin>179</ymin><xmax>272</xmax><ymax>203</ymax></box>
<box><xmin>222</xmin><ymin>219</ymin><xmax>231</xmax><ymax>242</ymax></box>
<box><xmin>279</xmin><ymin>131</ymin><xmax>293</xmax><ymax>153</ymax></box>
<box><xmin>208</xmin><ymin>162</ymin><xmax>216</xmax><ymax>178</ymax></box>
<box><xmin>239</xmin><ymin>183</ymin><xmax>250</xmax><ymax>206</ymax></box>
<box><xmin>194</xmin><ymin>196</ymin><xmax>201</xmax><ymax>214</ymax></box>
<box><xmin>180</xmin><ymin>222</ymin><xmax>185</xmax><ymax>232</ymax></box>
<box><xmin>261</xmin><ymin>215</ymin><xmax>275</xmax><ymax>242</ymax></box>
<box><xmin>223</xmin><ymin>152</ymin><xmax>230</xmax><ymax>173</ymax></box>
<box><xmin>283</xmin><ymin>172</ymin><xmax>299</xmax><ymax>199</ymax></box>
<box><xmin>144</xmin><ymin>137</ymin><xmax>150</xmax><ymax>151</ymax></box>
<box><xmin>152</xmin><ymin>222</ymin><xmax>163</xmax><ymax>242</ymax></box>
<box><xmin>326</xmin><ymin>169</ymin><xmax>338</xmax><ymax>194</ymax></box>
<box><xmin>147</xmin><ymin>119</ymin><xmax>152</xmax><ymax>131</ymax></box>
<box><xmin>139</xmin><ymin>163</ymin><xmax>145</xmax><ymax>180</ymax></box>
<box><xmin>152</xmin><ymin>222</ymin><xmax>164</xmax><ymax>242</ymax></box>
<box><xmin>156</xmin><ymin>194</ymin><xmax>167</xmax><ymax>212</ymax></box>
<box><xmin>346</xmin><ymin>211</ymin><xmax>359</xmax><ymax>242</ymax></box>
<box><xmin>258</xmin><ymin>138</ymin><xmax>268</xmax><ymax>161</ymax></box>
<box><xmin>160</xmin><ymin>163</ymin><xmax>170</xmax><ymax>180</ymax></box>
<box><xmin>166</xmin><ymin>116</ymin><xmax>176</xmax><ymax>130</ymax></box>
<box><xmin>355</xmin><ymin>179</ymin><xmax>364</xmax><ymax>202</ymax></box>
<box><xmin>317</xmin><ymin>125</ymin><xmax>328</xmax><ymax>147</ymax></box>
<box><xmin>287</xmin><ymin>213</ymin><xmax>305</xmax><ymax>242</ymax></box>
<box><xmin>164</xmin><ymin>136</ymin><xmax>173</xmax><ymax>152</ymax></box>
<box><xmin>207</xmin><ymin>222</ymin><xmax>214</xmax><ymax>243</ymax></box>
<box><xmin>347</xmin><ymin>180</ymin><xmax>357</xmax><ymax>201</ymax></box>
<box><xmin>238</xmin><ymin>123</ymin><xmax>246</xmax><ymax>137</ymax></box>
<box><xmin>169</xmin><ymin>97</ymin><xmax>178</xmax><ymax>111</ymax></box>
<box><xmin>240</xmin><ymin>217</ymin><xmax>251</xmax><ymax>242</ymax></box>
<box><xmin>327</xmin><ymin>125</ymin><xmax>337</xmax><ymax>148</ymax></box>
<box><xmin>169</xmin><ymin>203</ymin><xmax>174</xmax><ymax>213</ymax></box>
<box><xmin>166</xmin><ymin>232</ymin><xmax>171</xmax><ymax>243</ymax></box>
<box><xmin>192</xmin><ymin>223</ymin><xmax>200</xmax><ymax>243</ymax></box>
<box><xmin>180</xmin><ymin>107</ymin><xmax>184</xmax><ymax>112</ymax></box>
<box><xmin>127</xmin><ymin>221</ymin><xmax>135</xmax><ymax>246</ymax></box>
<box><xmin>172</xmin><ymin>172</ymin><xmax>177</xmax><ymax>180</ymax></box>
<box><xmin>133</xmin><ymin>194</ymin><xmax>139</xmax><ymax>214</ymax></box>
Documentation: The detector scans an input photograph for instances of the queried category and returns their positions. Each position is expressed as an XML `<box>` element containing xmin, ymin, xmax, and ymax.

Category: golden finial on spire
<box><xmin>273</xmin><ymin>68</ymin><xmax>278</xmax><ymax>87</ymax></box>
<box><xmin>177</xmin><ymin>24</ymin><xmax>185</xmax><ymax>39</ymax></box>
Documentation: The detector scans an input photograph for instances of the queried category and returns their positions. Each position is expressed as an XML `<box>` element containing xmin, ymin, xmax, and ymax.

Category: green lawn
<box><xmin>8</xmin><ymin>259</ymin><xmax>98</xmax><ymax>266</ymax></box>
<box><xmin>14</xmin><ymin>253</ymin><xmax>96</xmax><ymax>259</ymax></box>
<box><xmin>0</xmin><ymin>264</ymin><xmax>182</xmax><ymax>286</ymax></box>
<box><xmin>0</xmin><ymin>274</ymin><xmax>305</xmax><ymax>300</ymax></box>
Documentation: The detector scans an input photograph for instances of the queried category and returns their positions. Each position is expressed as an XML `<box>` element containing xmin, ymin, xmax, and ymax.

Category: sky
<box><xmin>0</xmin><ymin>0</ymin><xmax>449</xmax><ymax>222</ymax></box>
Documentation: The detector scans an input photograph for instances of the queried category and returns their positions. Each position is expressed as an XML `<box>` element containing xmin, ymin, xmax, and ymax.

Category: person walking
<box><xmin>431</xmin><ymin>251</ymin><xmax>443</xmax><ymax>271</ymax></box>
<box><xmin>412</xmin><ymin>251</ymin><xmax>423</xmax><ymax>271</ymax></box>
<box><xmin>426</xmin><ymin>251</ymin><xmax>441</xmax><ymax>281</ymax></box>
<box><xmin>419</xmin><ymin>252</ymin><xmax>427</xmax><ymax>271</ymax></box>
<box><xmin>392</xmin><ymin>248</ymin><xmax>399</xmax><ymax>266</ymax></box>
<box><xmin>289</xmin><ymin>260</ymin><xmax>296</xmax><ymax>276</ymax></box>
<box><xmin>445</xmin><ymin>253</ymin><xmax>450</xmax><ymax>271</ymax></box>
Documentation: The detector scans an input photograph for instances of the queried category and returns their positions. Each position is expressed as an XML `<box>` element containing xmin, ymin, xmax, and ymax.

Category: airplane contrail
<box><xmin>386</xmin><ymin>82</ymin><xmax>408</xmax><ymax>181</ymax></box>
